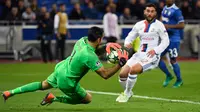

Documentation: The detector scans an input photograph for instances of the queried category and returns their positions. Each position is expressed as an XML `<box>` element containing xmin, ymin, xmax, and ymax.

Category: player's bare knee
<box><xmin>130</xmin><ymin>64</ymin><xmax>142</xmax><ymax>74</ymax></box>
<box><xmin>82</xmin><ymin>99</ymin><xmax>92</xmax><ymax>104</ymax></box>
<box><xmin>119</xmin><ymin>71</ymin><xmax>128</xmax><ymax>78</ymax></box>
<box><xmin>82</xmin><ymin>93</ymin><xmax>92</xmax><ymax>104</ymax></box>
<box><xmin>130</xmin><ymin>68</ymin><xmax>138</xmax><ymax>74</ymax></box>
<box><xmin>86</xmin><ymin>96</ymin><xmax>92</xmax><ymax>104</ymax></box>
<box><xmin>119</xmin><ymin>65</ymin><xmax>130</xmax><ymax>78</ymax></box>
<box><xmin>41</xmin><ymin>80</ymin><xmax>51</xmax><ymax>90</ymax></box>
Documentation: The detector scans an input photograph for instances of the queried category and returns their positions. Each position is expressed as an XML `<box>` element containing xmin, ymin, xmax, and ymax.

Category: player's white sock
<box><xmin>124</xmin><ymin>74</ymin><xmax>137</xmax><ymax>96</ymax></box>
<box><xmin>119</xmin><ymin>77</ymin><xmax>127</xmax><ymax>90</ymax></box>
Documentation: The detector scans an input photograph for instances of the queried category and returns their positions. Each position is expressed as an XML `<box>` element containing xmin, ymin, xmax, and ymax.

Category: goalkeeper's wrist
<box><xmin>117</xmin><ymin>63</ymin><xmax>123</xmax><ymax>67</ymax></box>
<box><xmin>118</xmin><ymin>57</ymin><xmax>127</xmax><ymax>67</ymax></box>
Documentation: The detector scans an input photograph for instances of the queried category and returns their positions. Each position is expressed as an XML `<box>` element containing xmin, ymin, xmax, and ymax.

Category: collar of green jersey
<box><xmin>84</xmin><ymin>37</ymin><xmax>95</xmax><ymax>52</ymax></box>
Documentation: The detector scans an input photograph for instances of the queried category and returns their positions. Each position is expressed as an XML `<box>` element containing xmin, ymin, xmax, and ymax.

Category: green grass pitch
<box><xmin>0</xmin><ymin>62</ymin><xmax>200</xmax><ymax>112</ymax></box>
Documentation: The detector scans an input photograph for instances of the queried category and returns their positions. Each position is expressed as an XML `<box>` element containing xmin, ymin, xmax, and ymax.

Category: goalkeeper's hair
<box><xmin>88</xmin><ymin>26</ymin><xmax>104</xmax><ymax>42</ymax></box>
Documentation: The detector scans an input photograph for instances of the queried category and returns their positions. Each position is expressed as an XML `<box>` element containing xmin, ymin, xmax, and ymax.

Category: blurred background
<box><xmin>0</xmin><ymin>0</ymin><xmax>200</xmax><ymax>62</ymax></box>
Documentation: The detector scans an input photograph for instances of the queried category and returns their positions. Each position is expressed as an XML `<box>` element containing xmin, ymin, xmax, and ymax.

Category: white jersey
<box><xmin>103</xmin><ymin>12</ymin><xmax>119</xmax><ymax>39</ymax></box>
<box><xmin>124</xmin><ymin>19</ymin><xmax>169</xmax><ymax>54</ymax></box>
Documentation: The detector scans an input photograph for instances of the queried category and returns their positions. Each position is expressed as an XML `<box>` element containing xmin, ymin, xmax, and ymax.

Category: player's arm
<box><xmin>96</xmin><ymin>50</ymin><xmax>128</xmax><ymax>79</ymax></box>
<box><xmin>87</xmin><ymin>44</ymin><xmax>128</xmax><ymax>79</ymax></box>
<box><xmin>86</xmin><ymin>50</ymin><xmax>127</xmax><ymax>80</ymax></box>
<box><xmin>165</xmin><ymin>22</ymin><xmax>184</xmax><ymax>29</ymax></box>
<box><xmin>179</xmin><ymin>29</ymin><xmax>184</xmax><ymax>43</ymax></box>
<box><xmin>124</xmin><ymin>23</ymin><xmax>139</xmax><ymax>48</ymax></box>
<box><xmin>164</xmin><ymin>10</ymin><xmax>185</xmax><ymax>29</ymax></box>
<box><xmin>154</xmin><ymin>23</ymin><xmax>170</xmax><ymax>54</ymax></box>
<box><xmin>95</xmin><ymin>64</ymin><xmax>121</xmax><ymax>79</ymax></box>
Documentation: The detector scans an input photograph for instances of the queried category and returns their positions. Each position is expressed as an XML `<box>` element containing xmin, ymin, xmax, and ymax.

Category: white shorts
<box><xmin>126</xmin><ymin>52</ymin><xmax>160</xmax><ymax>72</ymax></box>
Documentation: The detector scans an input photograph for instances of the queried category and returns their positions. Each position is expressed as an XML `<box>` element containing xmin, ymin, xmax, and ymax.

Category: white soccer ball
<box><xmin>106</xmin><ymin>50</ymin><xmax>119</xmax><ymax>64</ymax></box>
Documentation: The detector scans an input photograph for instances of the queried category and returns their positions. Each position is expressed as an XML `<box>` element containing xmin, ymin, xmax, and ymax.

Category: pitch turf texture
<box><xmin>0</xmin><ymin>62</ymin><xmax>200</xmax><ymax>112</ymax></box>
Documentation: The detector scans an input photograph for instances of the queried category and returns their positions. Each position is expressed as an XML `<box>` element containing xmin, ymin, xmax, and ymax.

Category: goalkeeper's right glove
<box><xmin>117</xmin><ymin>49</ymin><xmax>128</xmax><ymax>67</ymax></box>
<box><xmin>106</xmin><ymin>43</ymin><xmax>122</xmax><ymax>54</ymax></box>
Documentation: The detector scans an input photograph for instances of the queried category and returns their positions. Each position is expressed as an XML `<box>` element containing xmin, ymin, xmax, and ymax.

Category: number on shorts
<box><xmin>169</xmin><ymin>48</ymin><xmax>178</xmax><ymax>58</ymax></box>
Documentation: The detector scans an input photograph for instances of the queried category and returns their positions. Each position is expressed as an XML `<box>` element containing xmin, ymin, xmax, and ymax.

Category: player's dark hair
<box><xmin>145</xmin><ymin>3</ymin><xmax>157</xmax><ymax>11</ymax></box>
<box><xmin>88</xmin><ymin>26</ymin><xmax>104</xmax><ymax>42</ymax></box>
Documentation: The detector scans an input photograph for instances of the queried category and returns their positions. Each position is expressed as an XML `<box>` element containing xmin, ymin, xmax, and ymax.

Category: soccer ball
<box><xmin>106</xmin><ymin>50</ymin><xmax>119</xmax><ymax>64</ymax></box>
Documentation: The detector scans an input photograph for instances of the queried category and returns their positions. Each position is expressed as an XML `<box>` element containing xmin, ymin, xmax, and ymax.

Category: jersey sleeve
<box><xmin>174</xmin><ymin>9</ymin><xmax>184</xmax><ymax>23</ymax></box>
<box><xmin>154</xmin><ymin>22</ymin><xmax>170</xmax><ymax>54</ymax></box>
<box><xmin>124</xmin><ymin>23</ymin><xmax>139</xmax><ymax>46</ymax></box>
<box><xmin>85</xmin><ymin>52</ymin><xmax>103</xmax><ymax>71</ymax></box>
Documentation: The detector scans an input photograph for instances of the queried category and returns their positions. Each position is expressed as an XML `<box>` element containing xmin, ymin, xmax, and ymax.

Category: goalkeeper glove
<box><xmin>117</xmin><ymin>49</ymin><xmax>128</xmax><ymax>67</ymax></box>
<box><xmin>106</xmin><ymin>43</ymin><xmax>122</xmax><ymax>54</ymax></box>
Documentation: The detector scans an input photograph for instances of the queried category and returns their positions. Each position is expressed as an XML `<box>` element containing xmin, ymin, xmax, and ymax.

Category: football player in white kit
<box><xmin>116</xmin><ymin>3</ymin><xmax>170</xmax><ymax>103</ymax></box>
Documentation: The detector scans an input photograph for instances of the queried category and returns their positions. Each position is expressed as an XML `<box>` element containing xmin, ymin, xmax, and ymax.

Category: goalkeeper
<box><xmin>2</xmin><ymin>27</ymin><xmax>128</xmax><ymax>105</ymax></box>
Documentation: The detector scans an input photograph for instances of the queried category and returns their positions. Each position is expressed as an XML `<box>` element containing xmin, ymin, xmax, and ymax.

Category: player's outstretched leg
<box><xmin>116</xmin><ymin>63</ymin><xmax>141</xmax><ymax>103</ymax></box>
<box><xmin>2</xmin><ymin>91</ymin><xmax>11</xmax><ymax>102</ymax></box>
<box><xmin>171</xmin><ymin>59</ymin><xmax>183</xmax><ymax>88</ymax></box>
<box><xmin>2</xmin><ymin>80</ymin><xmax>51</xmax><ymax>102</ymax></box>
<box><xmin>40</xmin><ymin>92</ymin><xmax>92</xmax><ymax>106</ymax></box>
<box><xmin>159</xmin><ymin>59</ymin><xmax>174</xmax><ymax>87</ymax></box>
<box><xmin>116</xmin><ymin>74</ymin><xmax>135</xmax><ymax>102</ymax></box>
<box><xmin>116</xmin><ymin>65</ymin><xmax>133</xmax><ymax>102</ymax></box>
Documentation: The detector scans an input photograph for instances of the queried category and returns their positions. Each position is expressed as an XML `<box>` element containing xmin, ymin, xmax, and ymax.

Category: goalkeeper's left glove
<box><xmin>117</xmin><ymin>49</ymin><xmax>128</xmax><ymax>67</ymax></box>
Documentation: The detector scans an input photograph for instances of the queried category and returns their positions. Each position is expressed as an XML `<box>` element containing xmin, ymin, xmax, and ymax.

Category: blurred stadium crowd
<box><xmin>0</xmin><ymin>0</ymin><xmax>200</xmax><ymax>62</ymax></box>
<box><xmin>0</xmin><ymin>0</ymin><xmax>200</xmax><ymax>22</ymax></box>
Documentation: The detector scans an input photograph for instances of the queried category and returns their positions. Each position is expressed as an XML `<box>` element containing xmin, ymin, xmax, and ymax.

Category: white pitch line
<box><xmin>87</xmin><ymin>90</ymin><xmax>200</xmax><ymax>105</ymax></box>
<box><xmin>1</xmin><ymin>90</ymin><xmax>200</xmax><ymax>105</ymax></box>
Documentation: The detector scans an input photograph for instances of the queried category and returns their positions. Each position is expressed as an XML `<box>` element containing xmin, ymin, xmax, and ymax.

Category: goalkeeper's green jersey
<box><xmin>55</xmin><ymin>36</ymin><xmax>103</xmax><ymax>84</ymax></box>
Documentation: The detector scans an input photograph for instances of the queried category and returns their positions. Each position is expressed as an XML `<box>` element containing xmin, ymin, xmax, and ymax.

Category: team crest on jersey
<box><xmin>168</xmin><ymin>11</ymin><xmax>171</xmax><ymax>16</ymax></box>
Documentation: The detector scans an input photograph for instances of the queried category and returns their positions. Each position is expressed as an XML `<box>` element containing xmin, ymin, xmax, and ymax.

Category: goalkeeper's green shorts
<box><xmin>47</xmin><ymin>71</ymin><xmax>87</xmax><ymax>103</ymax></box>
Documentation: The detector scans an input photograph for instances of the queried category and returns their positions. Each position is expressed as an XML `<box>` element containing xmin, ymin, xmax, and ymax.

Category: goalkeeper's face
<box><xmin>96</xmin><ymin>37</ymin><xmax>103</xmax><ymax>48</ymax></box>
<box><xmin>144</xmin><ymin>7</ymin><xmax>157</xmax><ymax>22</ymax></box>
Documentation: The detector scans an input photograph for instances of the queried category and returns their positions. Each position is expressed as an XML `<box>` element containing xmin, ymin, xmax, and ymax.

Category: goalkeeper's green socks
<box><xmin>53</xmin><ymin>95</ymin><xmax>82</xmax><ymax>104</ymax></box>
<box><xmin>40</xmin><ymin>92</ymin><xmax>85</xmax><ymax>106</ymax></box>
<box><xmin>9</xmin><ymin>82</ymin><xmax>42</xmax><ymax>95</ymax></box>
